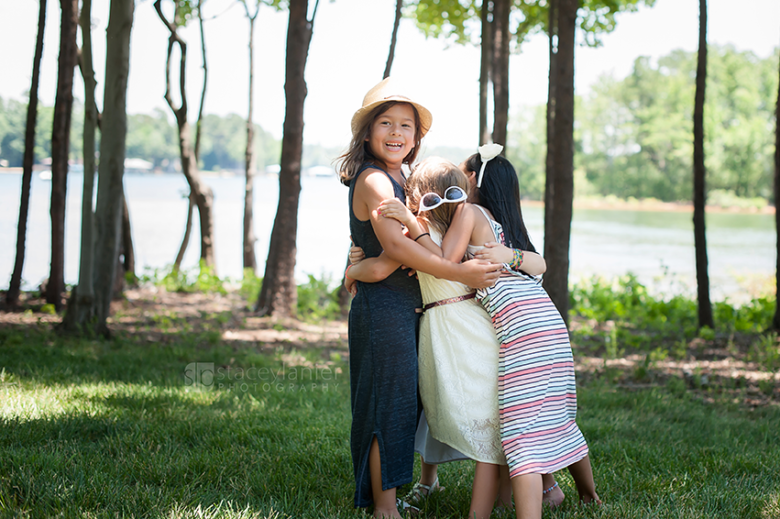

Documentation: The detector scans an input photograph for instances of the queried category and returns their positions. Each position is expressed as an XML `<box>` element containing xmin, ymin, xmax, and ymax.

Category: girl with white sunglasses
<box><xmin>346</xmin><ymin>156</ymin><xmax>558</xmax><ymax>518</ymax></box>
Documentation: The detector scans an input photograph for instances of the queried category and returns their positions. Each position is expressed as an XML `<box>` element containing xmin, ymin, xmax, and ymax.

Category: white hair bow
<box><xmin>477</xmin><ymin>143</ymin><xmax>504</xmax><ymax>188</ymax></box>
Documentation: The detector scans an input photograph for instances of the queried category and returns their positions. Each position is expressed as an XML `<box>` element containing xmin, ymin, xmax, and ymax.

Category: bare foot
<box><xmin>543</xmin><ymin>483</ymin><xmax>565</xmax><ymax>508</ymax></box>
<box><xmin>580</xmin><ymin>492</ymin><xmax>602</xmax><ymax>506</ymax></box>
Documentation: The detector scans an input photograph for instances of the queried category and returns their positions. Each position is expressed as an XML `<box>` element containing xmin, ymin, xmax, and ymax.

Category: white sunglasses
<box><xmin>419</xmin><ymin>185</ymin><xmax>468</xmax><ymax>212</ymax></box>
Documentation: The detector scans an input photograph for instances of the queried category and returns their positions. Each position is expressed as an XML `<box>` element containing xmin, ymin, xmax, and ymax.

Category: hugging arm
<box><xmin>359</xmin><ymin>176</ymin><xmax>500</xmax><ymax>287</ymax></box>
<box><xmin>473</xmin><ymin>243</ymin><xmax>547</xmax><ymax>276</ymax></box>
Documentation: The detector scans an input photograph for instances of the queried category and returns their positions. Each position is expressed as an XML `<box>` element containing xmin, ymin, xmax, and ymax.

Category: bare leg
<box><xmin>510</xmin><ymin>473</ymin><xmax>543</xmax><ymax>519</ymax></box>
<box><xmin>419</xmin><ymin>457</ymin><xmax>438</xmax><ymax>489</ymax></box>
<box><xmin>541</xmin><ymin>473</ymin><xmax>565</xmax><ymax>507</ymax></box>
<box><xmin>497</xmin><ymin>464</ymin><xmax>513</xmax><ymax>509</ymax></box>
<box><xmin>469</xmin><ymin>462</ymin><xmax>500</xmax><ymax>519</ymax></box>
<box><xmin>567</xmin><ymin>455</ymin><xmax>601</xmax><ymax>505</ymax></box>
<box><xmin>369</xmin><ymin>437</ymin><xmax>402</xmax><ymax>518</ymax></box>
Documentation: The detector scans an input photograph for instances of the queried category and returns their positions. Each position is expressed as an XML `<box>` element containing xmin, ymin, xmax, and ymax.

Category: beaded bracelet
<box><xmin>543</xmin><ymin>481</ymin><xmax>559</xmax><ymax>495</ymax></box>
<box><xmin>510</xmin><ymin>248</ymin><xmax>524</xmax><ymax>270</ymax></box>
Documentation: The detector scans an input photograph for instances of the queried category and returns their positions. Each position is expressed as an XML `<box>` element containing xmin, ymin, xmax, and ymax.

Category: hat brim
<box><xmin>350</xmin><ymin>96</ymin><xmax>432</xmax><ymax>139</ymax></box>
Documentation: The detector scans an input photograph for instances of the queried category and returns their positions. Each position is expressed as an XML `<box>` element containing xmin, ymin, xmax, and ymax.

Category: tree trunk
<box><xmin>47</xmin><ymin>0</ymin><xmax>79</xmax><ymax>311</ymax></box>
<box><xmin>542</xmin><ymin>0</ymin><xmax>577</xmax><ymax>326</ymax></box>
<box><xmin>122</xmin><ymin>192</ymin><xmax>135</xmax><ymax>281</ymax></box>
<box><xmin>693</xmin><ymin>0</ymin><xmax>713</xmax><ymax>329</ymax></box>
<box><xmin>383</xmin><ymin>0</ymin><xmax>403</xmax><ymax>79</ymax></box>
<box><xmin>173</xmin><ymin>193</ymin><xmax>195</xmax><ymax>272</ymax></box>
<box><xmin>91</xmin><ymin>0</ymin><xmax>134</xmax><ymax>336</ymax></box>
<box><xmin>543</xmin><ymin>0</ymin><xmax>558</xmax><ymax>264</ymax></box>
<box><xmin>478</xmin><ymin>0</ymin><xmax>493</xmax><ymax>146</ymax></box>
<box><xmin>6</xmin><ymin>0</ymin><xmax>47</xmax><ymax>307</ymax></box>
<box><xmin>491</xmin><ymin>0</ymin><xmax>509</xmax><ymax>146</ymax></box>
<box><xmin>194</xmin><ymin>0</ymin><xmax>208</xmax><ymax>165</ymax></box>
<box><xmin>155</xmin><ymin>0</ymin><xmax>217</xmax><ymax>272</ymax></box>
<box><xmin>256</xmin><ymin>0</ymin><xmax>319</xmax><ymax>318</ymax></box>
<box><xmin>62</xmin><ymin>0</ymin><xmax>98</xmax><ymax>330</ymax></box>
<box><xmin>244</xmin><ymin>8</ymin><xmax>259</xmax><ymax>271</ymax></box>
<box><xmin>774</xmin><ymin>50</ymin><xmax>780</xmax><ymax>332</ymax></box>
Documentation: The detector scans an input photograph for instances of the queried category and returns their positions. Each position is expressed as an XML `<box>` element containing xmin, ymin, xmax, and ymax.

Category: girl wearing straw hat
<box><xmin>338</xmin><ymin>77</ymin><xmax>501</xmax><ymax>517</ymax></box>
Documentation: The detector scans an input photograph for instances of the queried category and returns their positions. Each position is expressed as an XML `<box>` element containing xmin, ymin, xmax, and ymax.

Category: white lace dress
<box><xmin>414</xmin><ymin>228</ymin><xmax>506</xmax><ymax>465</ymax></box>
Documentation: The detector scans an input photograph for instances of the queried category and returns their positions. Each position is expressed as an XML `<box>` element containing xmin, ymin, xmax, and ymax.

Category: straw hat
<box><xmin>350</xmin><ymin>77</ymin><xmax>433</xmax><ymax>138</ymax></box>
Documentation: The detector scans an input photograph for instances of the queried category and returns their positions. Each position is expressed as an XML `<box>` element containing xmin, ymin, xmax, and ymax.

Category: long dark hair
<box><xmin>337</xmin><ymin>101</ymin><xmax>423</xmax><ymax>186</ymax></box>
<box><xmin>463</xmin><ymin>153</ymin><xmax>536</xmax><ymax>253</ymax></box>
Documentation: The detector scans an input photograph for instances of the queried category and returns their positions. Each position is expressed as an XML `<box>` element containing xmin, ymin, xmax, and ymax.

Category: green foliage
<box><xmin>576</xmin><ymin>46</ymin><xmax>778</xmax><ymax>202</ymax></box>
<box><xmin>139</xmin><ymin>261</ymin><xmax>227</xmax><ymax>295</ymax></box>
<box><xmin>0</xmin><ymin>96</ymin><xmax>281</xmax><ymax>173</ymax></box>
<box><xmin>296</xmin><ymin>275</ymin><xmax>341</xmax><ymax>323</ymax></box>
<box><xmin>747</xmin><ymin>332</ymin><xmax>780</xmax><ymax>373</ymax></box>
<box><xmin>406</xmin><ymin>0</ymin><xmax>656</xmax><ymax>48</ymax></box>
<box><xmin>0</xmin><ymin>96</ymin><xmax>80</xmax><ymax>166</ymax></box>
<box><xmin>570</xmin><ymin>274</ymin><xmax>777</xmax><ymax>351</ymax></box>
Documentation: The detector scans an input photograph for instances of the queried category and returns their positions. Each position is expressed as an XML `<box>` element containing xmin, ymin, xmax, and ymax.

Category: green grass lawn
<box><xmin>1</xmin><ymin>319</ymin><xmax>778</xmax><ymax>519</ymax></box>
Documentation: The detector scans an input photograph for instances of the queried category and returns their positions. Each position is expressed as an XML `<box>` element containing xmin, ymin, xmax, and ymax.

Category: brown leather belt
<box><xmin>422</xmin><ymin>292</ymin><xmax>476</xmax><ymax>312</ymax></box>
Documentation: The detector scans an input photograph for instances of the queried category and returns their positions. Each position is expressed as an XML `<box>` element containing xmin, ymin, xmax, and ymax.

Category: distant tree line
<box><xmin>508</xmin><ymin>45</ymin><xmax>778</xmax><ymax>203</ymax></box>
<box><xmin>0</xmin><ymin>99</ymin><xmax>282</xmax><ymax>173</ymax></box>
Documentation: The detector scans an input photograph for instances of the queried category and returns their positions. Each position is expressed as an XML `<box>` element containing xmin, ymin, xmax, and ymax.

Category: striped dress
<box><xmin>468</xmin><ymin>206</ymin><xmax>588</xmax><ymax>478</ymax></box>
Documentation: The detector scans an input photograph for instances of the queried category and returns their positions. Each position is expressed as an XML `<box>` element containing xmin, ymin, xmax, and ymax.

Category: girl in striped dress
<box><xmin>378</xmin><ymin>145</ymin><xmax>600</xmax><ymax>519</ymax></box>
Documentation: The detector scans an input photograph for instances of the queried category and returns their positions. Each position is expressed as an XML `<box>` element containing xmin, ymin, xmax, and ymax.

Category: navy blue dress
<box><xmin>348</xmin><ymin>163</ymin><xmax>422</xmax><ymax>508</ymax></box>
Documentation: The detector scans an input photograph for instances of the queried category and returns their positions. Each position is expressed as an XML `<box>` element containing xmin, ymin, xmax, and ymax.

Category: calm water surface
<box><xmin>0</xmin><ymin>171</ymin><xmax>775</xmax><ymax>302</ymax></box>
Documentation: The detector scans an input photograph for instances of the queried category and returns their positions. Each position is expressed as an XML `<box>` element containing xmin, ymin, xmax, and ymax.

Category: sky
<box><xmin>1</xmin><ymin>0</ymin><xmax>779</xmax><ymax>151</ymax></box>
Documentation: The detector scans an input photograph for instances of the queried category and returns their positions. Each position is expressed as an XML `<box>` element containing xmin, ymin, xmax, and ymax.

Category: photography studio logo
<box><xmin>184</xmin><ymin>362</ymin><xmax>215</xmax><ymax>387</ymax></box>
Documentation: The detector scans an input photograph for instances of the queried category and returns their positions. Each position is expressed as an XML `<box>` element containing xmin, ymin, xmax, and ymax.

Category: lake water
<box><xmin>0</xmin><ymin>171</ymin><xmax>775</xmax><ymax>303</ymax></box>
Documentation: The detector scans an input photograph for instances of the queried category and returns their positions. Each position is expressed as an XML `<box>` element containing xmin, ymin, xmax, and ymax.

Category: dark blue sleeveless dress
<box><xmin>348</xmin><ymin>164</ymin><xmax>422</xmax><ymax>508</ymax></box>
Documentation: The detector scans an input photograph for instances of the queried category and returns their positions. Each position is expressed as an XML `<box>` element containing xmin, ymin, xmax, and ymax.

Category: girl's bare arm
<box><xmin>356</xmin><ymin>175</ymin><xmax>500</xmax><ymax>287</ymax></box>
<box><xmin>473</xmin><ymin>243</ymin><xmax>547</xmax><ymax>276</ymax></box>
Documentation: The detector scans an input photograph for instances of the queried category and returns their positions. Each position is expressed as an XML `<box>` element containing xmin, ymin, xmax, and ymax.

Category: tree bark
<box><xmin>194</xmin><ymin>0</ymin><xmax>208</xmax><ymax>165</ymax></box>
<box><xmin>543</xmin><ymin>0</ymin><xmax>558</xmax><ymax>265</ymax></box>
<box><xmin>172</xmin><ymin>0</ymin><xmax>210</xmax><ymax>274</ymax></box>
<box><xmin>774</xmin><ymin>49</ymin><xmax>780</xmax><ymax>332</ymax></box>
<box><xmin>62</xmin><ymin>0</ymin><xmax>98</xmax><ymax>330</ymax></box>
<box><xmin>491</xmin><ymin>0</ymin><xmax>509</xmax><ymax>146</ymax></box>
<box><xmin>256</xmin><ymin>0</ymin><xmax>319</xmax><ymax>318</ymax></box>
<box><xmin>155</xmin><ymin>0</ymin><xmax>217</xmax><ymax>272</ymax></box>
<box><xmin>91</xmin><ymin>0</ymin><xmax>134</xmax><ymax>336</ymax></box>
<box><xmin>46</xmin><ymin>0</ymin><xmax>79</xmax><ymax>311</ymax></box>
<box><xmin>479</xmin><ymin>0</ymin><xmax>493</xmax><ymax>146</ymax></box>
<box><xmin>542</xmin><ymin>0</ymin><xmax>577</xmax><ymax>326</ymax></box>
<box><xmin>243</xmin><ymin>3</ymin><xmax>260</xmax><ymax>272</ymax></box>
<box><xmin>6</xmin><ymin>0</ymin><xmax>47</xmax><ymax>307</ymax></box>
<box><xmin>122</xmin><ymin>192</ymin><xmax>135</xmax><ymax>280</ymax></box>
<box><xmin>173</xmin><ymin>193</ymin><xmax>195</xmax><ymax>272</ymax></box>
<box><xmin>693</xmin><ymin>0</ymin><xmax>713</xmax><ymax>329</ymax></box>
<box><xmin>383</xmin><ymin>0</ymin><xmax>403</xmax><ymax>79</ymax></box>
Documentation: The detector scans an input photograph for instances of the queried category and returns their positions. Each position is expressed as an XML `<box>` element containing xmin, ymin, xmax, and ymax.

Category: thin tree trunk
<box><xmin>383</xmin><ymin>0</ymin><xmax>403</xmax><ymax>79</ymax></box>
<box><xmin>243</xmin><ymin>5</ymin><xmax>259</xmax><ymax>272</ymax></box>
<box><xmin>542</xmin><ymin>0</ymin><xmax>577</xmax><ymax>326</ymax></box>
<box><xmin>774</xmin><ymin>50</ymin><xmax>780</xmax><ymax>332</ymax></box>
<box><xmin>47</xmin><ymin>0</ymin><xmax>79</xmax><ymax>311</ymax></box>
<box><xmin>543</xmin><ymin>0</ymin><xmax>557</xmax><ymax>263</ymax></box>
<box><xmin>256</xmin><ymin>0</ymin><xmax>319</xmax><ymax>318</ymax></box>
<box><xmin>693</xmin><ymin>0</ymin><xmax>713</xmax><ymax>329</ymax></box>
<box><xmin>174</xmin><ymin>193</ymin><xmax>195</xmax><ymax>272</ymax></box>
<box><xmin>62</xmin><ymin>0</ymin><xmax>97</xmax><ymax>330</ymax></box>
<box><xmin>122</xmin><ymin>192</ymin><xmax>135</xmax><ymax>280</ymax></box>
<box><xmin>155</xmin><ymin>0</ymin><xmax>217</xmax><ymax>272</ymax></box>
<box><xmin>91</xmin><ymin>0</ymin><xmax>134</xmax><ymax>336</ymax></box>
<box><xmin>479</xmin><ymin>0</ymin><xmax>493</xmax><ymax>146</ymax></box>
<box><xmin>491</xmin><ymin>0</ymin><xmax>509</xmax><ymax>146</ymax></box>
<box><xmin>6</xmin><ymin>0</ymin><xmax>47</xmax><ymax>307</ymax></box>
<box><xmin>173</xmin><ymin>0</ymin><xmax>209</xmax><ymax>273</ymax></box>
<box><xmin>194</xmin><ymin>0</ymin><xmax>207</xmax><ymax>164</ymax></box>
